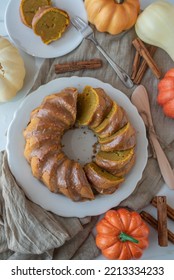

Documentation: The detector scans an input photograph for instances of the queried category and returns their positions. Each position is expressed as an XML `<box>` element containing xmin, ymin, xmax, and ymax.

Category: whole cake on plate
<box><xmin>23</xmin><ymin>86</ymin><xmax>136</xmax><ymax>201</ymax></box>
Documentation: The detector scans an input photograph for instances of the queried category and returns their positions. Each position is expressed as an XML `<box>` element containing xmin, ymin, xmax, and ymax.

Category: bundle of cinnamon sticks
<box><xmin>140</xmin><ymin>196</ymin><xmax>174</xmax><ymax>247</ymax></box>
<box><xmin>131</xmin><ymin>38</ymin><xmax>162</xmax><ymax>84</ymax></box>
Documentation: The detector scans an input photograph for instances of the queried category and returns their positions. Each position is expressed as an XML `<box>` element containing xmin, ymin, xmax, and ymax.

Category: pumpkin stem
<box><xmin>119</xmin><ymin>232</ymin><xmax>139</xmax><ymax>243</ymax></box>
<box><xmin>115</xmin><ymin>0</ymin><xmax>124</xmax><ymax>4</ymax></box>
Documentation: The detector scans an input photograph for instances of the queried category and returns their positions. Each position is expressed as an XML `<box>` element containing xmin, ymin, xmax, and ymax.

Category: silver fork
<box><xmin>71</xmin><ymin>16</ymin><xmax>134</xmax><ymax>88</ymax></box>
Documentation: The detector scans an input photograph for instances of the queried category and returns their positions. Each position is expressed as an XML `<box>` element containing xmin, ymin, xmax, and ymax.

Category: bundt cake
<box><xmin>32</xmin><ymin>6</ymin><xmax>70</xmax><ymax>44</ymax></box>
<box><xmin>19</xmin><ymin>0</ymin><xmax>51</xmax><ymax>28</ymax></box>
<box><xmin>23</xmin><ymin>85</ymin><xmax>136</xmax><ymax>201</ymax></box>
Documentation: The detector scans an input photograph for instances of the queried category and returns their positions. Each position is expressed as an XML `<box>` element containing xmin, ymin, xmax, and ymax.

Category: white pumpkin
<box><xmin>0</xmin><ymin>36</ymin><xmax>26</xmax><ymax>102</ymax></box>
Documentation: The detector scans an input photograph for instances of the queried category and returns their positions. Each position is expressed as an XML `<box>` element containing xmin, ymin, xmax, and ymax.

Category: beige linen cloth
<box><xmin>0</xmin><ymin>27</ymin><xmax>174</xmax><ymax>260</ymax></box>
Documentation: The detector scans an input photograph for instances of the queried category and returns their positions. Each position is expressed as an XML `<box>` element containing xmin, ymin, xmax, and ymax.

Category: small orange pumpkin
<box><xmin>157</xmin><ymin>68</ymin><xmax>174</xmax><ymax>119</ymax></box>
<box><xmin>84</xmin><ymin>0</ymin><xmax>140</xmax><ymax>35</ymax></box>
<box><xmin>96</xmin><ymin>208</ymin><xmax>149</xmax><ymax>260</ymax></box>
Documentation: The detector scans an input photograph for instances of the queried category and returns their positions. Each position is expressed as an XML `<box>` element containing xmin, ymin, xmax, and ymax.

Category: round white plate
<box><xmin>5</xmin><ymin>0</ymin><xmax>86</xmax><ymax>58</ymax></box>
<box><xmin>6</xmin><ymin>76</ymin><xmax>148</xmax><ymax>218</ymax></box>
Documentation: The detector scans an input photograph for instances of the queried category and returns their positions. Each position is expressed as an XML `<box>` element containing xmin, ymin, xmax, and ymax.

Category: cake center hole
<box><xmin>61</xmin><ymin>126</ymin><xmax>98</xmax><ymax>165</ymax></box>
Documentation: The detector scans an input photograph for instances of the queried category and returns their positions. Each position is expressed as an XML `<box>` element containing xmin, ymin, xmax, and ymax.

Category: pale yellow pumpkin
<box><xmin>0</xmin><ymin>36</ymin><xmax>26</xmax><ymax>102</ymax></box>
<box><xmin>84</xmin><ymin>0</ymin><xmax>140</xmax><ymax>35</ymax></box>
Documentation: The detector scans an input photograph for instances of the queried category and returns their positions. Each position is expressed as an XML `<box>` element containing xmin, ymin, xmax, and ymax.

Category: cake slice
<box><xmin>77</xmin><ymin>86</ymin><xmax>113</xmax><ymax>128</ymax></box>
<box><xmin>25</xmin><ymin>88</ymin><xmax>78</xmax><ymax>141</ymax></box>
<box><xmin>24</xmin><ymin>132</ymin><xmax>61</xmax><ymax>159</ymax></box>
<box><xmin>30</xmin><ymin>107</ymin><xmax>72</xmax><ymax>131</ymax></box>
<box><xmin>19</xmin><ymin>0</ymin><xmax>51</xmax><ymax>28</ymax></box>
<box><xmin>54</xmin><ymin>158</ymin><xmax>73</xmax><ymax>199</ymax></box>
<box><xmin>94</xmin><ymin>102</ymin><xmax>128</xmax><ymax>138</ymax></box>
<box><xmin>23</xmin><ymin>117</ymin><xmax>65</xmax><ymax>140</ymax></box>
<box><xmin>30</xmin><ymin>143</ymin><xmax>62</xmax><ymax>178</ymax></box>
<box><xmin>84</xmin><ymin>162</ymin><xmax>124</xmax><ymax>194</ymax></box>
<box><xmin>99</xmin><ymin>122</ymin><xmax>136</xmax><ymax>152</ymax></box>
<box><xmin>41</xmin><ymin>152</ymin><xmax>67</xmax><ymax>191</ymax></box>
<box><xmin>95</xmin><ymin>148</ymin><xmax>135</xmax><ymax>172</ymax></box>
<box><xmin>70</xmin><ymin>162</ymin><xmax>95</xmax><ymax>201</ymax></box>
<box><xmin>32</xmin><ymin>6</ymin><xmax>70</xmax><ymax>44</ymax></box>
<box><xmin>95</xmin><ymin>150</ymin><xmax>136</xmax><ymax>177</ymax></box>
<box><xmin>111</xmin><ymin>154</ymin><xmax>136</xmax><ymax>177</ymax></box>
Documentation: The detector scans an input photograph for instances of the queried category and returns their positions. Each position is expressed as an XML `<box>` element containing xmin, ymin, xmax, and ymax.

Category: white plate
<box><xmin>5</xmin><ymin>0</ymin><xmax>86</xmax><ymax>58</ymax></box>
<box><xmin>6</xmin><ymin>76</ymin><xmax>148</xmax><ymax>218</ymax></box>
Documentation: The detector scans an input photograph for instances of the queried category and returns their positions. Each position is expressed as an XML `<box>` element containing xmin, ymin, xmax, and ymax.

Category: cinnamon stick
<box><xmin>55</xmin><ymin>59</ymin><xmax>102</xmax><ymax>74</ymax></box>
<box><xmin>151</xmin><ymin>196</ymin><xmax>174</xmax><ymax>221</ymax></box>
<box><xmin>131</xmin><ymin>50</ymin><xmax>141</xmax><ymax>80</ymax></box>
<box><xmin>132</xmin><ymin>38</ymin><xmax>161</xmax><ymax>79</ymax></box>
<box><xmin>157</xmin><ymin>196</ymin><xmax>168</xmax><ymax>247</ymax></box>
<box><xmin>140</xmin><ymin>211</ymin><xmax>174</xmax><ymax>245</ymax></box>
<box><xmin>140</xmin><ymin>211</ymin><xmax>158</xmax><ymax>230</ymax></box>
<box><xmin>133</xmin><ymin>46</ymin><xmax>157</xmax><ymax>84</ymax></box>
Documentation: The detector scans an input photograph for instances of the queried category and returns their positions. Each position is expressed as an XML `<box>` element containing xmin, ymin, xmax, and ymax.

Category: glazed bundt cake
<box><xmin>20</xmin><ymin>0</ymin><xmax>51</xmax><ymax>28</ymax></box>
<box><xmin>32</xmin><ymin>6</ymin><xmax>70</xmax><ymax>44</ymax></box>
<box><xmin>23</xmin><ymin>85</ymin><xmax>136</xmax><ymax>201</ymax></box>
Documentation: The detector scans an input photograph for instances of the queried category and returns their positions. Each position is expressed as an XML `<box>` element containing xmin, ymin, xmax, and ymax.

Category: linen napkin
<box><xmin>1</xmin><ymin>26</ymin><xmax>174</xmax><ymax>260</ymax></box>
<box><xmin>0</xmin><ymin>151</ymin><xmax>99</xmax><ymax>260</ymax></box>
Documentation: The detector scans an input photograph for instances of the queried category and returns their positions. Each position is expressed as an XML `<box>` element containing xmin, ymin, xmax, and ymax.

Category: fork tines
<box><xmin>71</xmin><ymin>16</ymin><xmax>86</xmax><ymax>29</ymax></box>
<box><xmin>70</xmin><ymin>16</ymin><xmax>92</xmax><ymax>38</ymax></box>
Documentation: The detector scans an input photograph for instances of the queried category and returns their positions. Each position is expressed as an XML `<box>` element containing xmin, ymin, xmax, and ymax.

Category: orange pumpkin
<box><xmin>84</xmin><ymin>0</ymin><xmax>140</xmax><ymax>35</ymax></box>
<box><xmin>157</xmin><ymin>68</ymin><xmax>174</xmax><ymax>119</ymax></box>
<box><xmin>96</xmin><ymin>208</ymin><xmax>149</xmax><ymax>260</ymax></box>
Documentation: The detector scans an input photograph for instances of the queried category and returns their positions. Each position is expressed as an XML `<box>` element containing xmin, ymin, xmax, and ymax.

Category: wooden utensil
<box><xmin>131</xmin><ymin>85</ymin><xmax>174</xmax><ymax>190</ymax></box>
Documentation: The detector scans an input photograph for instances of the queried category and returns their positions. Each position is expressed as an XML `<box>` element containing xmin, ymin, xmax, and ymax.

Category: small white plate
<box><xmin>6</xmin><ymin>76</ymin><xmax>148</xmax><ymax>218</ymax></box>
<box><xmin>5</xmin><ymin>0</ymin><xmax>86</xmax><ymax>58</ymax></box>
